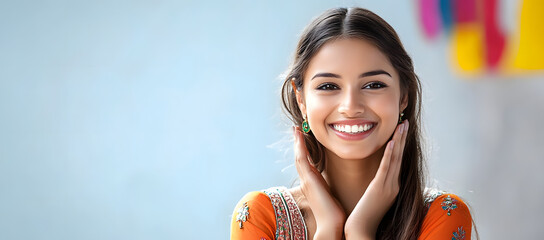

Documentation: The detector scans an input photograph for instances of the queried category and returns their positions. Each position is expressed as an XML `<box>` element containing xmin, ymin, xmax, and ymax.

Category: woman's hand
<box><xmin>294</xmin><ymin>127</ymin><xmax>345</xmax><ymax>240</ymax></box>
<box><xmin>344</xmin><ymin>120</ymin><xmax>409</xmax><ymax>240</ymax></box>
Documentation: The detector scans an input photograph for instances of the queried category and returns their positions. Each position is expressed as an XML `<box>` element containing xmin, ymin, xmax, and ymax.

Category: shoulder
<box><xmin>235</xmin><ymin>191</ymin><xmax>274</xmax><ymax>212</ymax></box>
<box><xmin>230</xmin><ymin>190</ymin><xmax>276</xmax><ymax>240</ymax></box>
<box><xmin>419</xmin><ymin>190</ymin><xmax>473</xmax><ymax>240</ymax></box>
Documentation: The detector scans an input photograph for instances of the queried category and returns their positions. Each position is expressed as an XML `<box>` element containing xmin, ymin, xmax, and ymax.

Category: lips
<box><xmin>332</xmin><ymin>123</ymin><xmax>374</xmax><ymax>134</ymax></box>
<box><xmin>329</xmin><ymin>120</ymin><xmax>376</xmax><ymax>141</ymax></box>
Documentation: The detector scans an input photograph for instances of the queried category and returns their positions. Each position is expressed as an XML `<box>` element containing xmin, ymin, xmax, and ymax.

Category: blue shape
<box><xmin>439</xmin><ymin>0</ymin><xmax>454</xmax><ymax>33</ymax></box>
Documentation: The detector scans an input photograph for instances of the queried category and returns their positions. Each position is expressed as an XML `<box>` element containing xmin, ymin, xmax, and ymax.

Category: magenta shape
<box><xmin>419</xmin><ymin>0</ymin><xmax>442</xmax><ymax>39</ymax></box>
<box><xmin>483</xmin><ymin>0</ymin><xmax>505</xmax><ymax>70</ymax></box>
<box><xmin>455</xmin><ymin>0</ymin><xmax>478</xmax><ymax>23</ymax></box>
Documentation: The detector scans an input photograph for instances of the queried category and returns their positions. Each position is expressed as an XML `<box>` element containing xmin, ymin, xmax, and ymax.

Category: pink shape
<box><xmin>483</xmin><ymin>0</ymin><xmax>505</xmax><ymax>70</ymax></box>
<box><xmin>419</xmin><ymin>0</ymin><xmax>442</xmax><ymax>39</ymax></box>
<box><xmin>455</xmin><ymin>0</ymin><xmax>478</xmax><ymax>23</ymax></box>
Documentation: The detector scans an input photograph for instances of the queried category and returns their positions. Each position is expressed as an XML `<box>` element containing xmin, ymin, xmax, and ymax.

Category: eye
<box><xmin>316</xmin><ymin>83</ymin><xmax>339</xmax><ymax>90</ymax></box>
<box><xmin>363</xmin><ymin>81</ymin><xmax>388</xmax><ymax>89</ymax></box>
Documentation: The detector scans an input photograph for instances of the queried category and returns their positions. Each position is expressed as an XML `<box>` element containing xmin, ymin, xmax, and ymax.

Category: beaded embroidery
<box><xmin>424</xmin><ymin>188</ymin><xmax>446</xmax><ymax>209</ymax></box>
<box><xmin>236</xmin><ymin>202</ymin><xmax>250</xmax><ymax>229</ymax></box>
<box><xmin>441</xmin><ymin>195</ymin><xmax>459</xmax><ymax>216</ymax></box>
<box><xmin>263</xmin><ymin>187</ymin><xmax>307</xmax><ymax>240</ymax></box>
<box><xmin>452</xmin><ymin>226</ymin><xmax>466</xmax><ymax>240</ymax></box>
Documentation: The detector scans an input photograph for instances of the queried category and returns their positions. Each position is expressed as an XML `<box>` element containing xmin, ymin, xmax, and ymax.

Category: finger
<box><xmin>390</xmin><ymin>122</ymin><xmax>405</xmax><ymax>163</ymax></box>
<box><xmin>294</xmin><ymin>128</ymin><xmax>318</xmax><ymax>180</ymax></box>
<box><xmin>392</xmin><ymin>120</ymin><xmax>409</xmax><ymax>185</ymax></box>
<box><xmin>397</xmin><ymin>120</ymin><xmax>408</xmax><ymax>162</ymax></box>
<box><xmin>397</xmin><ymin>120</ymin><xmax>408</xmax><ymax>159</ymax></box>
<box><xmin>392</xmin><ymin>121</ymin><xmax>408</xmax><ymax>170</ymax></box>
<box><xmin>387</xmin><ymin>121</ymin><xmax>408</xmax><ymax>188</ymax></box>
<box><xmin>386</xmin><ymin>122</ymin><xmax>403</xmax><ymax>169</ymax></box>
<box><xmin>382</xmin><ymin>122</ymin><xmax>404</xmax><ymax>186</ymax></box>
<box><xmin>374</xmin><ymin>140</ymin><xmax>395</xmax><ymax>186</ymax></box>
<box><xmin>294</xmin><ymin>128</ymin><xmax>309</xmax><ymax>176</ymax></box>
<box><xmin>293</xmin><ymin>129</ymin><xmax>335</xmax><ymax>209</ymax></box>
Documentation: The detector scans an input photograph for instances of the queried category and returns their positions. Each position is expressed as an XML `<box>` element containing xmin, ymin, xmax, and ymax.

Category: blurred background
<box><xmin>1</xmin><ymin>0</ymin><xmax>543</xmax><ymax>239</ymax></box>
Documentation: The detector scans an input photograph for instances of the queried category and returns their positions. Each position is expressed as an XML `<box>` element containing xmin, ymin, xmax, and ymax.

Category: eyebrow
<box><xmin>311</xmin><ymin>70</ymin><xmax>392</xmax><ymax>80</ymax></box>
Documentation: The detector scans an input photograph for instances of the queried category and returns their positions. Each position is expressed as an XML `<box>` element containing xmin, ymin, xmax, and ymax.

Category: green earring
<box><xmin>302</xmin><ymin>115</ymin><xmax>311</xmax><ymax>133</ymax></box>
<box><xmin>399</xmin><ymin>112</ymin><xmax>405</xmax><ymax>124</ymax></box>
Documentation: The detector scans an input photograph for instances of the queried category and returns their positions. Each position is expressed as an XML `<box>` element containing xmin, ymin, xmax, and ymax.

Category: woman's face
<box><xmin>297</xmin><ymin>38</ymin><xmax>406</xmax><ymax>161</ymax></box>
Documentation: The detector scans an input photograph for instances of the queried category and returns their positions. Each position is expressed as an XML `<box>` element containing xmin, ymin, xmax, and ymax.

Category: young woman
<box><xmin>230</xmin><ymin>7</ymin><xmax>473</xmax><ymax>240</ymax></box>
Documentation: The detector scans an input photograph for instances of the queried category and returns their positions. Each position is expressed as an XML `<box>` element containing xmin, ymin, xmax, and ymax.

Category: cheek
<box><xmin>367</xmin><ymin>94</ymin><xmax>401</xmax><ymax>133</ymax></box>
<box><xmin>372</xmin><ymin>97</ymin><xmax>399</xmax><ymax>120</ymax></box>
<box><xmin>304</xmin><ymin>94</ymin><xmax>335</xmax><ymax>119</ymax></box>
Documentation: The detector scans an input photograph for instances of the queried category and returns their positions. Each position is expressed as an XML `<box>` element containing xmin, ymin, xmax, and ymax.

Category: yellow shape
<box><xmin>451</xmin><ymin>23</ymin><xmax>484</xmax><ymax>74</ymax></box>
<box><xmin>514</xmin><ymin>0</ymin><xmax>544</xmax><ymax>70</ymax></box>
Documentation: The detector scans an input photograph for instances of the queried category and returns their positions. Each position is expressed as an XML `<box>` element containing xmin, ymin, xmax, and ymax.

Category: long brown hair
<box><xmin>281</xmin><ymin>8</ymin><xmax>426</xmax><ymax>239</ymax></box>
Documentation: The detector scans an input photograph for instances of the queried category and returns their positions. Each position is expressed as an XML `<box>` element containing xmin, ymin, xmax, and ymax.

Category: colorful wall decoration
<box><xmin>418</xmin><ymin>0</ymin><xmax>544</xmax><ymax>75</ymax></box>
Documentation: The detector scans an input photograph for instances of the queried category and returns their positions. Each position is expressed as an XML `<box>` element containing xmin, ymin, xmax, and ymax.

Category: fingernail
<box><xmin>405</xmin><ymin>121</ymin><xmax>409</xmax><ymax>132</ymax></box>
<box><xmin>399</xmin><ymin>123</ymin><xmax>404</xmax><ymax>134</ymax></box>
<box><xmin>390</xmin><ymin>140</ymin><xmax>395</xmax><ymax>148</ymax></box>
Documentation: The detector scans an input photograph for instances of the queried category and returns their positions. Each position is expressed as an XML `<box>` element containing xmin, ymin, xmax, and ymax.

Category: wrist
<box><xmin>344</xmin><ymin>221</ymin><xmax>376</xmax><ymax>240</ymax></box>
<box><xmin>313</xmin><ymin>227</ymin><xmax>343</xmax><ymax>240</ymax></box>
<box><xmin>314</xmin><ymin>218</ymin><xmax>345</xmax><ymax>240</ymax></box>
<box><xmin>344</xmin><ymin>230</ymin><xmax>374</xmax><ymax>240</ymax></box>
<box><xmin>314</xmin><ymin>212</ymin><xmax>346</xmax><ymax>233</ymax></box>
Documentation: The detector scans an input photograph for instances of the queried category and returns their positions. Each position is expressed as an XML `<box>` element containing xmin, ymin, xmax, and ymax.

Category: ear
<box><xmin>295</xmin><ymin>88</ymin><xmax>307</xmax><ymax>117</ymax></box>
<box><xmin>400</xmin><ymin>92</ymin><xmax>408</xmax><ymax>113</ymax></box>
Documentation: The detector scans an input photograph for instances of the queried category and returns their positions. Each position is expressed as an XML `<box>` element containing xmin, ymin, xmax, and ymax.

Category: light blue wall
<box><xmin>1</xmin><ymin>1</ymin><xmax>543</xmax><ymax>239</ymax></box>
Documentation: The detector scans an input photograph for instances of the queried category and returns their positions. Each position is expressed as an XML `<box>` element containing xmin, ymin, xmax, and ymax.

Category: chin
<box><xmin>328</xmin><ymin>146</ymin><xmax>383</xmax><ymax>161</ymax></box>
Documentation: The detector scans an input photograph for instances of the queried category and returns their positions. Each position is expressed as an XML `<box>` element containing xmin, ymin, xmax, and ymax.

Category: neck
<box><xmin>323</xmin><ymin>145</ymin><xmax>385</xmax><ymax>215</ymax></box>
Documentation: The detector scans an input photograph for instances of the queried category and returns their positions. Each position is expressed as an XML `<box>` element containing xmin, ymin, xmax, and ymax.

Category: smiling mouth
<box><xmin>330</xmin><ymin>123</ymin><xmax>374</xmax><ymax>134</ymax></box>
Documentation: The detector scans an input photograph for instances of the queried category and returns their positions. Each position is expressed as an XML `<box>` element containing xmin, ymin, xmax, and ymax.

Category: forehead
<box><xmin>304</xmin><ymin>38</ymin><xmax>397</xmax><ymax>79</ymax></box>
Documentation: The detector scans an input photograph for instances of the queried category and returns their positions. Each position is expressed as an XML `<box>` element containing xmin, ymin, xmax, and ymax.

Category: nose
<box><xmin>337</xmin><ymin>88</ymin><xmax>364</xmax><ymax>117</ymax></box>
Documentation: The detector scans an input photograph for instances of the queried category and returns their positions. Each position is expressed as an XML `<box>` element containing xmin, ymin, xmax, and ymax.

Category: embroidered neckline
<box><xmin>424</xmin><ymin>188</ymin><xmax>446</xmax><ymax>206</ymax></box>
<box><xmin>263</xmin><ymin>186</ymin><xmax>308</xmax><ymax>240</ymax></box>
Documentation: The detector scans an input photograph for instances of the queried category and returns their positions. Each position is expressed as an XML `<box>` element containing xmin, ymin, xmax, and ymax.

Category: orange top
<box><xmin>230</xmin><ymin>187</ymin><xmax>472</xmax><ymax>240</ymax></box>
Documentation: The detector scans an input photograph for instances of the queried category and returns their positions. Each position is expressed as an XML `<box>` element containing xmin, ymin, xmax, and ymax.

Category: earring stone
<box><xmin>302</xmin><ymin>120</ymin><xmax>310</xmax><ymax>133</ymax></box>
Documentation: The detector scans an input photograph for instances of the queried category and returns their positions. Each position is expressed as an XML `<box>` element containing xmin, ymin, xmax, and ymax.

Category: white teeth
<box><xmin>332</xmin><ymin>123</ymin><xmax>374</xmax><ymax>134</ymax></box>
